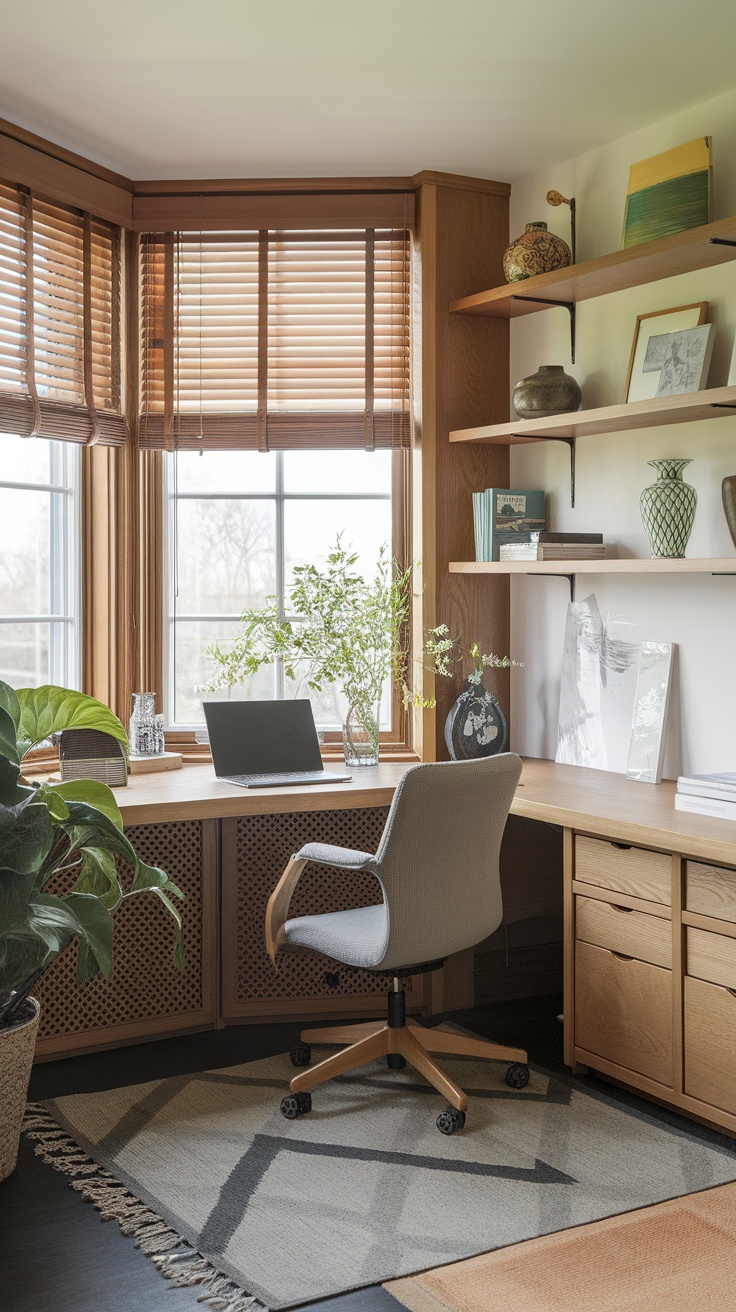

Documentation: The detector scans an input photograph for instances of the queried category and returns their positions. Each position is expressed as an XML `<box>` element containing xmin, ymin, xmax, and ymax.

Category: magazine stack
<box><xmin>675</xmin><ymin>773</ymin><xmax>736</xmax><ymax>823</ymax></box>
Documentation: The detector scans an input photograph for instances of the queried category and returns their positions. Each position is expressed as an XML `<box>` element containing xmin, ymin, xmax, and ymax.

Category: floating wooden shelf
<box><xmin>450</xmin><ymin>386</ymin><xmax>736</xmax><ymax>445</ymax></box>
<box><xmin>449</xmin><ymin>216</ymin><xmax>736</xmax><ymax>318</ymax></box>
<box><xmin>450</xmin><ymin>558</ymin><xmax>736</xmax><ymax>576</ymax></box>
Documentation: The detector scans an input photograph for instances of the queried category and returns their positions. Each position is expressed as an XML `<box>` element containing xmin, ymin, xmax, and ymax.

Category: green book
<box><xmin>482</xmin><ymin>488</ymin><xmax>546</xmax><ymax>561</ymax></box>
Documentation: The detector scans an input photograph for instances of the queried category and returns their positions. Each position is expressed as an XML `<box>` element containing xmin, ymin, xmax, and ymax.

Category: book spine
<box><xmin>674</xmin><ymin>792</ymin><xmax>736</xmax><ymax>822</ymax></box>
<box><xmin>677</xmin><ymin>780</ymin><xmax>736</xmax><ymax>802</ymax></box>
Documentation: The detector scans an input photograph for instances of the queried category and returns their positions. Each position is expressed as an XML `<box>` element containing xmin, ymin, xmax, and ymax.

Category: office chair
<box><xmin>265</xmin><ymin>753</ymin><xmax>529</xmax><ymax>1134</ymax></box>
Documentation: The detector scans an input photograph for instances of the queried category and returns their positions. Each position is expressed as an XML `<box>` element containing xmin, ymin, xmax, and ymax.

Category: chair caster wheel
<box><xmin>280</xmin><ymin>1092</ymin><xmax>312</xmax><ymax>1119</ymax></box>
<box><xmin>387</xmin><ymin>1053</ymin><xmax>406</xmax><ymax>1069</ymax></box>
<box><xmin>436</xmin><ymin>1108</ymin><xmax>466</xmax><ymax>1135</ymax></box>
<box><xmin>290</xmin><ymin>1042</ymin><xmax>312</xmax><ymax>1067</ymax></box>
<box><xmin>505</xmin><ymin>1063</ymin><xmax>530</xmax><ymax>1089</ymax></box>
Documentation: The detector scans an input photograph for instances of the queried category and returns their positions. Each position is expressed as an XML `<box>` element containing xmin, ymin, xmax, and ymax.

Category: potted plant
<box><xmin>0</xmin><ymin>680</ymin><xmax>184</xmax><ymax>1181</ymax></box>
<box><xmin>205</xmin><ymin>539</ymin><xmax>418</xmax><ymax>766</ymax></box>
<box><xmin>424</xmin><ymin>626</ymin><xmax>523</xmax><ymax>760</ymax></box>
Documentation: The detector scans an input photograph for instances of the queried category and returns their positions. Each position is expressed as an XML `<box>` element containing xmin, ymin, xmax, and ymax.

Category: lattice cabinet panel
<box><xmin>35</xmin><ymin>819</ymin><xmax>218</xmax><ymax>1059</ymax></box>
<box><xmin>222</xmin><ymin>807</ymin><xmax>423</xmax><ymax>1019</ymax></box>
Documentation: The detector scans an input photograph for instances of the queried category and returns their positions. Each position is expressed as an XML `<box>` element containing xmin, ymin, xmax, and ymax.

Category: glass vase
<box><xmin>342</xmin><ymin>702</ymin><xmax>380</xmax><ymax>768</ymax></box>
<box><xmin>129</xmin><ymin>691</ymin><xmax>157</xmax><ymax>757</ymax></box>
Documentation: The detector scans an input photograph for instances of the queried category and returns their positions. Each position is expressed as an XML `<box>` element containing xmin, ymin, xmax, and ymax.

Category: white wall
<box><xmin>507</xmin><ymin>86</ymin><xmax>736</xmax><ymax>777</ymax></box>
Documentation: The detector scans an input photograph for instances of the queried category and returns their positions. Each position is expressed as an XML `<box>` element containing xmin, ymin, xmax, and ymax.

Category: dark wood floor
<box><xmin>3</xmin><ymin>996</ymin><xmax>567</xmax><ymax>1312</ymax></box>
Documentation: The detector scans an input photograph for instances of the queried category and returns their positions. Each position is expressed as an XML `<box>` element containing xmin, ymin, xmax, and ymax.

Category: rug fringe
<box><xmin>23</xmin><ymin>1103</ymin><xmax>267</xmax><ymax>1312</ymax></box>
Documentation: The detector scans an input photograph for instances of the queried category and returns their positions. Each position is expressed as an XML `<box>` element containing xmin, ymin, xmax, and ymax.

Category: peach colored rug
<box><xmin>386</xmin><ymin>1181</ymin><xmax>736</xmax><ymax>1312</ymax></box>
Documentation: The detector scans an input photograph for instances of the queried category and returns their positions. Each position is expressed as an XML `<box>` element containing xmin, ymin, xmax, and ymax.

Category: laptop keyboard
<box><xmin>221</xmin><ymin>770</ymin><xmax>338</xmax><ymax>786</ymax></box>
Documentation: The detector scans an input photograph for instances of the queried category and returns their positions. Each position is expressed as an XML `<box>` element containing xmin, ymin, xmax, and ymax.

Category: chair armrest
<box><xmin>294</xmin><ymin>842</ymin><xmax>378</xmax><ymax>871</ymax></box>
<box><xmin>265</xmin><ymin>855</ymin><xmax>308</xmax><ymax>965</ymax></box>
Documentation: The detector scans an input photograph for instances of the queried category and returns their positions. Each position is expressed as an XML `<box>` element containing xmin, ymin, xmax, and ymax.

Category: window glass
<box><xmin>0</xmin><ymin>436</ymin><xmax>80</xmax><ymax>690</ymax></box>
<box><xmin>166</xmin><ymin>449</ymin><xmax>394</xmax><ymax>729</ymax></box>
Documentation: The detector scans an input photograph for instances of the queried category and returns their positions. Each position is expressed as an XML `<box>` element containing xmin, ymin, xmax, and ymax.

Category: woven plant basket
<box><xmin>0</xmin><ymin>997</ymin><xmax>40</xmax><ymax>1182</ymax></box>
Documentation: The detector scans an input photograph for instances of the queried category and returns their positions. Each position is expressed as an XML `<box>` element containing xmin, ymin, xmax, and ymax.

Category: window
<box><xmin>0</xmin><ymin>435</ymin><xmax>80</xmax><ymax>689</ymax></box>
<box><xmin>165</xmin><ymin>448</ymin><xmax>397</xmax><ymax>729</ymax></box>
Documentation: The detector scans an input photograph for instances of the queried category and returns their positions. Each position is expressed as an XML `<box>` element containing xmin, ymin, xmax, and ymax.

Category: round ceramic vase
<box><xmin>444</xmin><ymin>680</ymin><xmax>508</xmax><ymax>761</ymax></box>
<box><xmin>640</xmin><ymin>459</ymin><xmax>697</xmax><ymax>558</ymax></box>
<box><xmin>502</xmin><ymin>221</ymin><xmax>571</xmax><ymax>283</ymax></box>
<box><xmin>513</xmin><ymin>365</ymin><xmax>582</xmax><ymax>419</ymax></box>
<box><xmin>722</xmin><ymin>475</ymin><xmax>736</xmax><ymax>549</ymax></box>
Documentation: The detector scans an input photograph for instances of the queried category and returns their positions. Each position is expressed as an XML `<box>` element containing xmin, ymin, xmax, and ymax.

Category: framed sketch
<box><xmin>624</xmin><ymin>302</ymin><xmax>708</xmax><ymax>403</ymax></box>
<box><xmin>728</xmin><ymin>334</ymin><xmax>736</xmax><ymax>387</ymax></box>
<box><xmin>644</xmin><ymin>323</ymin><xmax>715</xmax><ymax>397</ymax></box>
<box><xmin>626</xmin><ymin>641</ymin><xmax>675</xmax><ymax>784</ymax></box>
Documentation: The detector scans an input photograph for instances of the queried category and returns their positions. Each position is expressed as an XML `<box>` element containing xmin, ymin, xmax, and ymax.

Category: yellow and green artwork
<box><xmin>621</xmin><ymin>137</ymin><xmax>712</xmax><ymax>249</ymax></box>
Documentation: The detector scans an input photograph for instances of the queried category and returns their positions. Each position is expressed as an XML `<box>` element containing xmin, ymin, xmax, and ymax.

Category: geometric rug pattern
<box><xmin>29</xmin><ymin>1049</ymin><xmax>736</xmax><ymax>1309</ymax></box>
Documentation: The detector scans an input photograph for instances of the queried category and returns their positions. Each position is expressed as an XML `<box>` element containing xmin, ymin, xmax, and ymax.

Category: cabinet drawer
<box><xmin>686</xmin><ymin>926</ymin><xmax>736</xmax><ymax>990</ymax></box>
<box><xmin>575</xmin><ymin>835</ymin><xmax>670</xmax><ymax>904</ymax></box>
<box><xmin>684</xmin><ymin>975</ymin><xmax>736</xmax><ymax>1116</ymax></box>
<box><xmin>576</xmin><ymin>895</ymin><xmax>671</xmax><ymax>968</ymax></box>
<box><xmin>686</xmin><ymin>861</ymin><xmax>736</xmax><ymax>924</ymax></box>
<box><xmin>575</xmin><ymin>940</ymin><xmax>673</xmax><ymax>1086</ymax></box>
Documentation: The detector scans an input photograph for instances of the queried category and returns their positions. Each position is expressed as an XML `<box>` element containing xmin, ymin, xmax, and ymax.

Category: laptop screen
<box><xmin>203</xmin><ymin>699</ymin><xmax>324</xmax><ymax>776</ymax></box>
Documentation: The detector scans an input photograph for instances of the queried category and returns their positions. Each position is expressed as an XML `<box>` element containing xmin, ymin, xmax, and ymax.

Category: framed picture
<box><xmin>623</xmin><ymin>302</ymin><xmax>708</xmax><ymax>403</ymax></box>
<box><xmin>626</xmin><ymin>641</ymin><xmax>675</xmax><ymax>784</ymax></box>
<box><xmin>645</xmin><ymin>323</ymin><xmax>715</xmax><ymax>397</ymax></box>
<box><xmin>621</xmin><ymin>137</ymin><xmax>712</xmax><ymax>249</ymax></box>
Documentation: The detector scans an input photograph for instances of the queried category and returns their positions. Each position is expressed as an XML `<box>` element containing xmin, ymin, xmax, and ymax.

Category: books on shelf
<box><xmin>500</xmin><ymin>543</ymin><xmax>610</xmax><ymax>561</ymax></box>
<box><xmin>675</xmin><ymin>772</ymin><xmax>736</xmax><ymax>821</ymax></box>
<box><xmin>472</xmin><ymin>488</ymin><xmax>546</xmax><ymax>561</ymax></box>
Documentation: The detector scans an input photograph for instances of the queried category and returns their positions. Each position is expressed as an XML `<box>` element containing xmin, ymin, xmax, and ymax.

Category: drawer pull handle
<box><xmin>611</xmin><ymin>904</ymin><xmax>634</xmax><ymax>914</ymax></box>
<box><xmin>611</xmin><ymin>842</ymin><xmax>633</xmax><ymax>851</ymax></box>
<box><xmin>611</xmin><ymin>950</ymin><xmax>633</xmax><ymax>962</ymax></box>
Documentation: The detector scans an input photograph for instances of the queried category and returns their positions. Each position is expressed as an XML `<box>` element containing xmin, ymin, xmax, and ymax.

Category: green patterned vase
<box><xmin>640</xmin><ymin>459</ymin><xmax>697</xmax><ymax>558</ymax></box>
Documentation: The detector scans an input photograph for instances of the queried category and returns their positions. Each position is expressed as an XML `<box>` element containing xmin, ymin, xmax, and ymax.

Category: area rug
<box><xmin>386</xmin><ymin>1180</ymin><xmax>736</xmax><ymax>1312</ymax></box>
<box><xmin>23</xmin><ymin>1049</ymin><xmax>736</xmax><ymax>1311</ymax></box>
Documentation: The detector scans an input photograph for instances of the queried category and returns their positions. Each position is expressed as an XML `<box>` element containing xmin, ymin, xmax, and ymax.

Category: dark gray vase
<box><xmin>444</xmin><ymin>679</ymin><xmax>508</xmax><ymax>760</ymax></box>
<box><xmin>513</xmin><ymin>365</ymin><xmax>582</xmax><ymax>419</ymax></box>
<box><xmin>723</xmin><ymin>476</ymin><xmax>736</xmax><ymax>549</ymax></box>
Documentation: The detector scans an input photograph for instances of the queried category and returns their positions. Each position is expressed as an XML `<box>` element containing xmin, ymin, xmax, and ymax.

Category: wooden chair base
<box><xmin>291</xmin><ymin>1020</ymin><xmax>528</xmax><ymax>1114</ymax></box>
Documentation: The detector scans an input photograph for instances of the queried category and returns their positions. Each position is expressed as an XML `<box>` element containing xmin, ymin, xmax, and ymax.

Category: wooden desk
<box><xmin>34</xmin><ymin>763</ymin><xmax>418</xmax><ymax>1060</ymax></box>
<box><xmin>34</xmin><ymin>757</ymin><xmax>736</xmax><ymax>1138</ymax></box>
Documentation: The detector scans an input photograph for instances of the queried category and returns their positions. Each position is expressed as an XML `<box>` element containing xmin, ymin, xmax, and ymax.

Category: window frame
<box><xmin>163</xmin><ymin>446</ymin><xmax>410</xmax><ymax>749</ymax></box>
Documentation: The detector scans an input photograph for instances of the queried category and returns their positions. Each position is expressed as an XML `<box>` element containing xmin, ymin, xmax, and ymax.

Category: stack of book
<box><xmin>675</xmin><ymin>773</ymin><xmax>736</xmax><ymax>822</ymax></box>
<box><xmin>500</xmin><ymin>532</ymin><xmax>607</xmax><ymax>562</ymax></box>
<box><xmin>472</xmin><ymin>488</ymin><xmax>546</xmax><ymax>562</ymax></box>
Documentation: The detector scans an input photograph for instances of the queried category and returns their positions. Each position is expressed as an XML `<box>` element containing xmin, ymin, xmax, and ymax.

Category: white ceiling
<box><xmin>1</xmin><ymin>0</ymin><xmax>735</xmax><ymax>183</ymax></box>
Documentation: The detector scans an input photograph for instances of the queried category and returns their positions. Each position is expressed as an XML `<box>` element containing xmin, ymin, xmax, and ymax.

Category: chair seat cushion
<box><xmin>283</xmin><ymin>903</ymin><xmax>389</xmax><ymax>969</ymax></box>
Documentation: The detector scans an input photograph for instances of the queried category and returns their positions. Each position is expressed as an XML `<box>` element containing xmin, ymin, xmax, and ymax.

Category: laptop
<box><xmin>203</xmin><ymin>699</ymin><xmax>352</xmax><ymax>788</ymax></box>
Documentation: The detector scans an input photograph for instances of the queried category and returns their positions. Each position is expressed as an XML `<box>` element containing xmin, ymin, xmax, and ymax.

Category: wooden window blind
<box><xmin>0</xmin><ymin>180</ymin><xmax>125</xmax><ymax>445</ymax></box>
<box><xmin>140</xmin><ymin>229</ymin><xmax>410</xmax><ymax>450</ymax></box>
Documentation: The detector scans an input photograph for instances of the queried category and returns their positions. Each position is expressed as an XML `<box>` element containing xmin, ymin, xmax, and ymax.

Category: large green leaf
<box><xmin>0</xmin><ymin>681</ymin><xmax>20</xmax><ymax>734</ymax></box>
<box><xmin>0</xmin><ymin>757</ymin><xmax>28</xmax><ymax>808</ymax></box>
<box><xmin>15</xmin><ymin>686</ymin><xmax>129</xmax><ymax>758</ymax></box>
<box><xmin>0</xmin><ymin>705</ymin><xmax>20</xmax><ymax>767</ymax></box>
<box><xmin>26</xmin><ymin>893</ymin><xmax>82</xmax><ymax>960</ymax></box>
<box><xmin>46</xmin><ymin>780</ymin><xmax>123</xmax><ymax>829</ymax></box>
<box><xmin>0</xmin><ymin>788</ymin><xmax>36</xmax><ymax>837</ymax></box>
<box><xmin>73</xmin><ymin>846</ymin><xmax>123</xmax><ymax>910</ymax></box>
<box><xmin>0</xmin><ymin>864</ymin><xmax>41</xmax><ymax>935</ymax></box>
<box><xmin>63</xmin><ymin>892</ymin><xmax>114</xmax><ymax>980</ymax></box>
<box><xmin>0</xmin><ymin>803</ymin><xmax>54</xmax><ymax>877</ymax></box>
<box><xmin>150</xmin><ymin>886</ymin><xmax>185</xmax><ymax>972</ymax></box>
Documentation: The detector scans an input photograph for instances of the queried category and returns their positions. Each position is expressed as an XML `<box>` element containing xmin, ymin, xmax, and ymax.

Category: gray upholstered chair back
<box><xmin>371</xmin><ymin>753</ymin><xmax>522</xmax><ymax>971</ymax></box>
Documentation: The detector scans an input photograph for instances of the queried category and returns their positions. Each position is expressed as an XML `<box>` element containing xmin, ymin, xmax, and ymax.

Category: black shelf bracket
<box><xmin>709</xmin><ymin>237</ymin><xmax>736</xmax><ymax>247</ymax></box>
<box><xmin>511</xmin><ymin>294</ymin><xmax>576</xmax><ymax>362</ymax></box>
<box><xmin>513</xmin><ymin>433</ymin><xmax>577</xmax><ymax>507</ymax></box>
<box><xmin>710</xmin><ymin>403</ymin><xmax>736</xmax><ymax>408</ymax></box>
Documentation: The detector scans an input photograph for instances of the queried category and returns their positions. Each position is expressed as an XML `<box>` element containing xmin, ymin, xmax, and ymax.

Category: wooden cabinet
<box><xmin>575</xmin><ymin>940</ymin><xmax>673</xmax><ymax>1086</ymax></box>
<box><xmin>568</xmin><ymin>827</ymin><xmax>736</xmax><ymax>1136</ymax></box>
